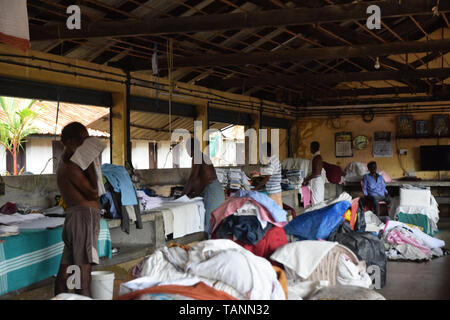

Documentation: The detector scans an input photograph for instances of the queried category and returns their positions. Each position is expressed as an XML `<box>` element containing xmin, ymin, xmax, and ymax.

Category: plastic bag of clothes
<box><xmin>328</xmin><ymin>222</ymin><xmax>387</xmax><ymax>288</ymax></box>
<box><xmin>354</xmin><ymin>198</ymin><xmax>366</xmax><ymax>232</ymax></box>
<box><xmin>284</xmin><ymin>201</ymin><xmax>349</xmax><ymax>240</ymax></box>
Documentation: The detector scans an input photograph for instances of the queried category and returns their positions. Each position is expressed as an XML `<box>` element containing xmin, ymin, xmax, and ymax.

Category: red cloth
<box><xmin>212</xmin><ymin>225</ymin><xmax>288</xmax><ymax>268</ymax></box>
<box><xmin>117</xmin><ymin>281</ymin><xmax>237</xmax><ymax>300</ymax></box>
<box><xmin>323</xmin><ymin>162</ymin><xmax>343</xmax><ymax>184</ymax></box>
<box><xmin>0</xmin><ymin>202</ymin><xmax>17</xmax><ymax>215</ymax></box>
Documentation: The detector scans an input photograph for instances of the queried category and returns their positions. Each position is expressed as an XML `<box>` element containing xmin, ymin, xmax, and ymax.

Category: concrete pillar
<box><xmin>111</xmin><ymin>91</ymin><xmax>128</xmax><ymax>166</ymax></box>
<box><xmin>195</xmin><ymin>103</ymin><xmax>209</xmax><ymax>155</ymax></box>
<box><xmin>245</xmin><ymin>112</ymin><xmax>260</xmax><ymax>165</ymax></box>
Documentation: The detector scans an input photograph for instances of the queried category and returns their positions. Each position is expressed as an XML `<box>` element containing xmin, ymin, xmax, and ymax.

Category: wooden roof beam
<box><xmin>156</xmin><ymin>39</ymin><xmax>450</xmax><ymax>69</ymax></box>
<box><xmin>200</xmin><ymin>68</ymin><xmax>450</xmax><ymax>88</ymax></box>
<box><xmin>30</xmin><ymin>0</ymin><xmax>450</xmax><ymax>41</ymax></box>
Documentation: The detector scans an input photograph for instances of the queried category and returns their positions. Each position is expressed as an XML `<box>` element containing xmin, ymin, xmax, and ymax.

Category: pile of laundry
<box><xmin>389</xmin><ymin>185</ymin><xmax>440</xmax><ymax>236</ymax></box>
<box><xmin>216</xmin><ymin>168</ymin><xmax>251</xmax><ymax>190</ymax></box>
<box><xmin>283</xmin><ymin>192</ymin><xmax>388</xmax><ymax>288</ymax></box>
<box><xmin>210</xmin><ymin>189</ymin><xmax>289</xmax><ymax>263</ymax></box>
<box><xmin>122</xmin><ymin>239</ymin><xmax>287</xmax><ymax>300</ymax></box>
<box><xmin>364</xmin><ymin>212</ymin><xmax>446</xmax><ymax>261</ymax></box>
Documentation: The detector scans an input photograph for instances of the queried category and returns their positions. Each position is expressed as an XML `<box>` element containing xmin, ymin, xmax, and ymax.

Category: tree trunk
<box><xmin>13</xmin><ymin>142</ymin><xmax>17</xmax><ymax>176</ymax></box>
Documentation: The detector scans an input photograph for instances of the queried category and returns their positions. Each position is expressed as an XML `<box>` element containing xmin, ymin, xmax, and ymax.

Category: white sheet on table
<box><xmin>0</xmin><ymin>213</ymin><xmax>45</xmax><ymax>225</ymax></box>
<box><xmin>160</xmin><ymin>200</ymin><xmax>204</xmax><ymax>238</ymax></box>
<box><xmin>17</xmin><ymin>217</ymin><xmax>66</xmax><ymax>230</ymax></box>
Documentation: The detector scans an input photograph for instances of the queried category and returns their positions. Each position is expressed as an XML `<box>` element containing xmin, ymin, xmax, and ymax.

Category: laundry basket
<box><xmin>302</xmin><ymin>244</ymin><xmax>360</xmax><ymax>286</ymax></box>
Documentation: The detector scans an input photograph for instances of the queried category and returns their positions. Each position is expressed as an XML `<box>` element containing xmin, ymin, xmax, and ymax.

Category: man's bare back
<box><xmin>311</xmin><ymin>154</ymin><xmax>323</xmax><ymax>177</ymax></box>
<box><xmin>184</xmin><ymin>160</ymin><xmax>217</xmax><ymax>197</ymax></box>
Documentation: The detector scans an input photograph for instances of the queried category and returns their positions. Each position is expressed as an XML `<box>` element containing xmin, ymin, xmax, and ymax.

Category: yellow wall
<box><xmin>296</xmin><ymin>112</ymin><xmax>450</xmax><ymax>180</ymax></box>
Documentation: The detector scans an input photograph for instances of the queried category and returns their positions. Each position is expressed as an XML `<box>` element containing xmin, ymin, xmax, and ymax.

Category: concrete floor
<box><xmin>5</xmin><ymin>219</ymin><xmax>450</xmax><ymax>300</ymax></box>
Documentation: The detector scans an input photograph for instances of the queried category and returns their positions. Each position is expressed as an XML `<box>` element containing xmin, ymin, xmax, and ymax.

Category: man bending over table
<box><xmin>183</xmin><ymin>137</ymin><xmax>225</xmax><ymax>239</ymax></box>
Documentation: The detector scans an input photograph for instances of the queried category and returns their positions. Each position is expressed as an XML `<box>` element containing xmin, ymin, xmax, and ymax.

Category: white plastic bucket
<box><xmin>90</xmin><ymin>271</ymin><xmax>115</xmax><ymax>300</ymax></box>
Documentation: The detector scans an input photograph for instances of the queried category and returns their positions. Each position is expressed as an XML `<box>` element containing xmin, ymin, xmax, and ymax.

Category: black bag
<box><xmin>354</xmin><ymin>198</ymin><xmax>366</xmax><ymax>232</ymax></box>
<box><xmin>328</xmin><ymin>222</ymin><xmax>387</xmax><ymax>288</ymax></box>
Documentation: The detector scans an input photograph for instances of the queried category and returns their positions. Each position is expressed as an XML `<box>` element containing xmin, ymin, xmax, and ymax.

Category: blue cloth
<box><xmin>234</xmin><ymin>190</ymin><xmax>287</xmax><ymax>223</ymax></box>
<box><xmin>0</xmin><ymin>219</ymin><xmax>111</xmax><ymax>296</ymax></box>
<box><xmin>101</xmin><ymin>164</ymin><xmax>138</xmax><ymax>206</ymax></box>
<box><xmin>216</xmin><ymin>215</ymin><xmax>270</xmax><ymax>245</ymax></box>
<box><xmin>363</xmin><ymin>173</ymin><xmax>387</xmax><ymax>197</ymax></box>
<box><xmin>101</xmin><ymin>191</ymin><xmax>120</xmax><ymax>219</ymax></box>
<box><xmin>284</xmin><ymin>201</ymin><xmax>350</xmax><ymax>240</ymax></box>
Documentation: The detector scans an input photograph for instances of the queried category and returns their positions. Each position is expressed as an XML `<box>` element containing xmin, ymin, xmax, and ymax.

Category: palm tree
<box><xmin>0</xmin><ymin>97</ymin><xmax>43</xmax><ymax>175</ymax></box>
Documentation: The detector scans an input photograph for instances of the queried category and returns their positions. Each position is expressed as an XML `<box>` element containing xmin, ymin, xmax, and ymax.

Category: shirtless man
<box><xmin>302</xmin><ymin>141</ymin><xmax>325</xmax><ymax>205</ymax></box>
<box><xmin>182</xmin><ymin>138</ymin><xmax>225</xmax><ymax>238</ymax></box>
<box><xmin>55</xmin><ymin>122</ymin><xmax>101</xmax><ymax>297</ymax></box>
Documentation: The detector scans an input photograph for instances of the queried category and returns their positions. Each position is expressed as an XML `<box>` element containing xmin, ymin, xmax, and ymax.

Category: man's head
<box><xmin>310</xmin><ymin>141</ymin><xmax>320</xmax><ymax>154</ymax></box>
<box><xmin>61</xmin><ymin>122</ymin><xmax>89</xmax><ymax>151</ymax></box>
<box><xmin>368</xmin><ymin>161</ymin><xmax>377</xmax><ymax>174</ymax></box>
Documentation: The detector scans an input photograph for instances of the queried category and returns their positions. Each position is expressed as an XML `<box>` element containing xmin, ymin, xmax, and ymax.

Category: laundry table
<box><xmin>0</xmin><ymin>219</ymin><xmax>111</xmax><ymax>296</ymax></box>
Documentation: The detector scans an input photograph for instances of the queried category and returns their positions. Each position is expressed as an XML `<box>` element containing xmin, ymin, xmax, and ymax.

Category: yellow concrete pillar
<box><xmin>111</xmin><ymin>90</ymin><xmax>128</xmax><ymax>166</ymax></box>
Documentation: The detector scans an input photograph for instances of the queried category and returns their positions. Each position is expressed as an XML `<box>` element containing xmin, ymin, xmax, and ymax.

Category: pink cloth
<box><xmin>209</xmin><ymin>197</ymin><xmax>287</xmax><ymax>234</ymax></box>
<box><xmin>301</xmin><ymin>186</ymin><xmax>311</xmax><ymax>207</ymax></box>
<box><xmin>385</xmin><ymin>229</ymin><xmax>431</xmax><ymax>255</ymax></box>
<box><xmin>379</xmin><ymin>170</ymin><xmax>392</xmax><ymax>183</ymax></box>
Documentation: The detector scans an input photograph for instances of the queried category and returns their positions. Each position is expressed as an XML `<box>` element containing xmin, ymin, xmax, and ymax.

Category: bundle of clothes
<box><xmin>389</xmin><ymin>185</ymin><xmax>440</xmax><ymax>236</ymax></box>
<box><xmin>216</xmin><ymin>168</ymin><xmax>251</xmax><ymax>190</ymax></box>
<box><xmin>209</xmin><ymin>190</ymin><xmax>289</xmax><ymax>264</ymax></box>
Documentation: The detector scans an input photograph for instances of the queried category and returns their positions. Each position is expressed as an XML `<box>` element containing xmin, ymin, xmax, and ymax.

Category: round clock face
<box><xmin>353</xmin><ymin>135</ymin><xmax>368</xmax><ymax>150</ymax></box>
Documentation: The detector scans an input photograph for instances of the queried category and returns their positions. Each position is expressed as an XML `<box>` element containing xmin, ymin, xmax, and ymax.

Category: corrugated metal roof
<box><xmin>0</xmin><ymin>98</ymin><xmax>109</xmax><ymax>137</ymax></box>
<box><xmin>88</xmin><ymin>111</ymin><xmax>232</xmax><ymax>141</ymax></box>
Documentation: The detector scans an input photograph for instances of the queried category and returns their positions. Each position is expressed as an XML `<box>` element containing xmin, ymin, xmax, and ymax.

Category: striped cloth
<box><xmin>0</xmin><ymin>218</ymin><xmax>111</xmax><ymax>296</ymax></box>
<box><xmin>263</xmin><ymin>156</ymin><xmax>282</xmax><ymax>195</ymax></box>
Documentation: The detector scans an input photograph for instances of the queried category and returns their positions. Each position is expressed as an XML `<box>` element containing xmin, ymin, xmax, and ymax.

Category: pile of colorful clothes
<box><xmin>210</xmin><ymin>190</ymin><xmax>289</xmax><ymax>264</ymax></box>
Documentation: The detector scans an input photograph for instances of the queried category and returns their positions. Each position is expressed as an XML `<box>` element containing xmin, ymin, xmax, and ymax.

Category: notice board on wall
<box><xmin>335</xmin><ymin>132</ymin><xmax>353</xmax><ymax>157</ymax></box>
<box><xmin>373</xmin><ymin>131</ymin><xmax>392</xmax><ymax>157</ymax></box>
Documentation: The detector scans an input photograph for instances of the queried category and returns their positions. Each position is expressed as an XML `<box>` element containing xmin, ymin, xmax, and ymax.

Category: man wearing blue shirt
<box><xmin>362</xmin><ymin>161</ymin><xmax>390</xmax><ymax>216</ymax></box>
